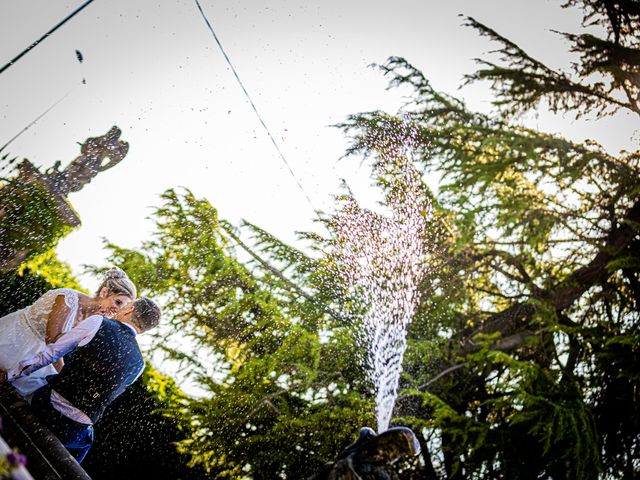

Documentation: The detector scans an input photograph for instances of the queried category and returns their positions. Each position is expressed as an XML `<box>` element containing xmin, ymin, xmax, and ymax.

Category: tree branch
<box><xmin>458</xmin><ymin>196</ymin><xmax>640</xmax><ymax>353</ymax></box>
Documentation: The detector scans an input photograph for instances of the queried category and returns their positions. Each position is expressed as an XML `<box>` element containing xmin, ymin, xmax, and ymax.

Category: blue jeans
<box><xmin>30</xmin><ymin>385</ymin><xmax>94</xmax><ymax>463</ymax></box>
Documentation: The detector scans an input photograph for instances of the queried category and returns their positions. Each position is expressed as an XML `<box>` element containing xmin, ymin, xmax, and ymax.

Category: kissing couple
<box><xmin>0</xmin><ymin>268</ymin><xmax>160</xmax><ymax>463</ymax></box>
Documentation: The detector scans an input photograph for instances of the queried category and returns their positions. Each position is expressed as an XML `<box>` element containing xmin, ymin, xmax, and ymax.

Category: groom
<box><xmin>0</xmin><ymin>296</ymin><xmax>161</xmax><ymax>462</ymax></box>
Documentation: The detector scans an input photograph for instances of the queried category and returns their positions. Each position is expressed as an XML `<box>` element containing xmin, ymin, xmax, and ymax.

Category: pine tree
<box><xmin>103</xmin><ymin>1</ymin><xmax>639</xmax><ymax>478</ymax></box>
<box><xmin>337</xmin><ymin>1</ymin><xmax>639</xmax><ymax>478</ymax></box>
<box><xmin>100</xmin><ymin>189</ymin><xmax>374</xmax><ymax>478</ymax></box>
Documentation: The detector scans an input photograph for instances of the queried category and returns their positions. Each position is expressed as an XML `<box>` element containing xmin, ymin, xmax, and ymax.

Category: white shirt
<box><xmin>8</xmin><ymin>315</ymin><xmax>142</xmax><ymax>425</ymax></box>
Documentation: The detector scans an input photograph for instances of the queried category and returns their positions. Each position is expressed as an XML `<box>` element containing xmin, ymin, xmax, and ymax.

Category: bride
<box><xmin>0</xmin><ymin>268</ymin><xmax>137</xmax><ymax>400</ymax></box>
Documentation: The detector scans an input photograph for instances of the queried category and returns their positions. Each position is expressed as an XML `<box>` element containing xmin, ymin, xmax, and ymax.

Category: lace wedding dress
<box><xmin>0</xmin><ymin>288</ymin><xmax>79</xmax><ymax>400</ymax></box>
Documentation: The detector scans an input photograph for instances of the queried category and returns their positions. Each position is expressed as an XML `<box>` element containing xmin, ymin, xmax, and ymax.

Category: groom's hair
<box><xmin>131</xmin><ymin>297</ymin><xmax>161</xmax><ymax>332</ymax></box>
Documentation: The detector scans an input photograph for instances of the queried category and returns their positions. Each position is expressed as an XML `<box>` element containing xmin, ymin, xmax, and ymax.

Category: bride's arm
<box><xmin>53</xmin><ymin>358</ymin><xmax>64</xmax><ymax>372</ymax></box>
<box><xmin>45</xmin><ymin>295</ymin><xmax>72</xmax><ymax>344</ymax></box>
<box><xmin>5</xmin><ymin>316</ymin><xmax>102</xmax><ymax>382</ymax></box>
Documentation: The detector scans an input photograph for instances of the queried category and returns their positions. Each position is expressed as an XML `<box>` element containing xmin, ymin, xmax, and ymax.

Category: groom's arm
<box><xmin>3</xmin><ymin>315</ymin><xmax>103</xmax><ymax>382</ymax></box>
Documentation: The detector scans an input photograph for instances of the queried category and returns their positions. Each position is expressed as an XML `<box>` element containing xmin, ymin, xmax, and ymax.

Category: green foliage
<box><xmin>335</xmin><ymin>1</ymin><xmax>640</xmax><ymax>478</ymax></box>
<box><xmin>0</xmin><ymin>248</ymin><xmax>82</xmax><ymax>317</ymax></box>
<box><xmin>18</xmin><ymin>250</ymin><xmax>85</xmax><ymax>291</ymax></box>
<box><xmin>101</xmin><ymin>188</ymin><xmax>374</xmax><ymax>478</ymax></box>
<box><xmin>82</xmin><ymin>365</ymin><xmax>209</xmax><ymax>480</ymax></box>
<box><xmin>0</xmin><ymin>180</ymin><xmax>73</xmax><ymax>264</ymax></box>
<box><xmin>0</xmin><ymin>267</ymin><xmax>56</xmax><ymax>317</ymax></box>
<box><xmin>100</xmin><ymin>2</ymin><xmax>639</xmax><ymax>478</ymax></box>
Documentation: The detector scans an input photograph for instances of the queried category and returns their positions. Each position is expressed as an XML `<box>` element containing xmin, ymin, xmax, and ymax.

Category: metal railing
<box><xmin>0</xmin><ymin>385</ymin><xmax>91</xmax><ymax>480</ymax></box>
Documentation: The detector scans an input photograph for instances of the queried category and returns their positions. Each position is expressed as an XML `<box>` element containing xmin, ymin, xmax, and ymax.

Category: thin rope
<box><xmin>0</xmin><ymin>85</ymin><xmax>77</xmax><ymax>158</ymax></box>
<box><xmin>193</xmin><ymin>0</ymin><xmax>319</xmax><ymax>214</ymax></box>
<box><xmin>0</xmin><ymin>0</ymin><xmax>97</xmax><ymax>75</ymax></box>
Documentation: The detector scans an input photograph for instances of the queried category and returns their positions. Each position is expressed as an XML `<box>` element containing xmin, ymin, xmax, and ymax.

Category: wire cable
<box><xmin>0</xmin><ymin>85</ymin><xmax>78</xmax><ymax>163</ymax></box>
<box><xmin>193</xmin><ymin>0</ymin><xmax>319</xmax><ymax>214</ymax></box>
<box><xmin>0</xmin><ymin>0</ymin><xmax>97</xmax><ymax>76</ymax></box>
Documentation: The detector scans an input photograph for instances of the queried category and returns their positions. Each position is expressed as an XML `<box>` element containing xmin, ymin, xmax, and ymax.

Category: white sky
<box><xmin>1</xmin><ymin>0</ymin><xmax>636</xmax><ymax>292</ymax></box>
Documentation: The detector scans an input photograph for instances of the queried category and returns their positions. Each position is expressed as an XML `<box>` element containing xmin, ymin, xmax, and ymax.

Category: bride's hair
<box><xmin>96</xmin><ymin>268</ymin><xmax>137</xmax><ymax>300</ymax></box>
